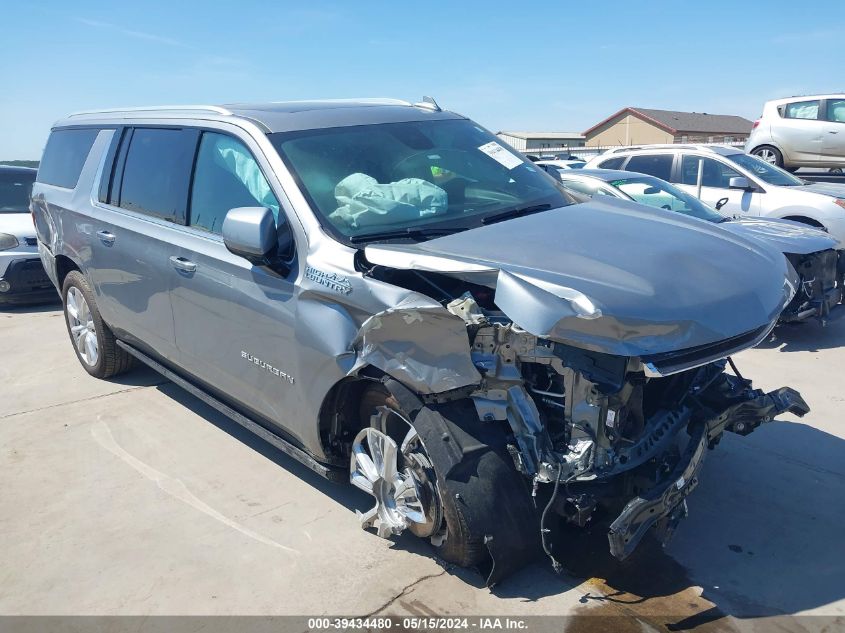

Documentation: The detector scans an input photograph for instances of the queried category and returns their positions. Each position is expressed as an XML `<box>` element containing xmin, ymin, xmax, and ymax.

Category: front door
<box><xmin>674</xmin><ymin>155</ymin><xmax>761</xmax><ymax>217</ymax></box>
<box><xmin>822</xmin><ymin>98</ymin><xmax>845</xmax><ymax>166</ymax></box>
<box><xmin>167</xmin><ymin>130</ymin><xmax>301</xmax><ymax>439</ymax></box>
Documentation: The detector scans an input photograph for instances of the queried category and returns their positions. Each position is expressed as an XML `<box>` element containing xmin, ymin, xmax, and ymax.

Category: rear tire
<box><xmin>752</xmin><ymin>145</ymin><xmax>783</xmax><ymax>167</ymax></box>
<box><xmin>62</xmin><ymin>271</ymin><xmax>134</xmax><ymax>379</ymax></box>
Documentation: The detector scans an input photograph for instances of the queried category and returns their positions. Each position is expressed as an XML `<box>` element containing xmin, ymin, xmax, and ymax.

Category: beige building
<box><xmin>583</xmin><ymin>107</ymin><xmax>754</xmax><ymax>147</ymax></box>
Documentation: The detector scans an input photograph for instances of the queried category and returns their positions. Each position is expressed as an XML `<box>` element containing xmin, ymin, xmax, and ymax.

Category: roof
<box><xmin>59</xmin><ymin>99</ymin><xmax>465</xmax><ymax>133</ymax></box>
<box><xmin>584</xmin><ymin>107</ymin><xmax>754</xmax><ymax>136</ymax></box>
<box><xmin>600</xmin><ymin>144</ymin><xmax>744</xmax><ymax>157</ymax></box>
<box><xmin>498</xmin><ymin>131</ymin><xmax>586</xmax><ymax>140</ymax></box>
<box><xmin>766</xmin><ymin>93</ymin><xmax>845</xmax><ymax>105</ymax></box>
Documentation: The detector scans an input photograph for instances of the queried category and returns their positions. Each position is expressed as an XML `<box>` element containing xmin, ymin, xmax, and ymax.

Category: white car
<box><xmin>535</xmin><ymin>159</ymin><xmax>587</xmax><ymax>181</ymax></box>
<box><xmin>585</xmin><ymin>144</ymin><xmax>845</xmax><ymax>243</ymax></box>
<box><xmin>0</xmin><ymin>166</ymin><xmax>56</xmax><ymax>305</ymax></box>
<box><xmin>745</xmin><ymin>94</ymin><xmax>845</xmax><ymax>171</ymax></box>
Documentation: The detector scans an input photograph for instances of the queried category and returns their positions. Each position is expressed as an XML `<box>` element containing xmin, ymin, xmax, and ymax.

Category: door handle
<box><xmin>97</xmin><ymin>230</ymin><xmax>116</xmax><ymax>245</ymax></box>
<box><xmin>829</xmin><ymin>130</ymin><xmax>839</xmax><ymax>134</ymax></box>
<box><xmin>169</xmin><ymin>256</ymin><xmax>197</xmax><ymax>273</ymax></box>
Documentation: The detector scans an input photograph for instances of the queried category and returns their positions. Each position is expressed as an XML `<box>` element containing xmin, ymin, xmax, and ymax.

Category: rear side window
<box><xmin>783</xmin><ymin>100</ymin><xmax>819</xmax><ymax>120</ymax></box>
<box><xmin>118</xmin><ymin>128</ymin><xmax>197</xmax><ymax>223</ymax></box>
<box><xmin>37</xmin><ymin>129</ymin><xmax>98</xmax><ymax>189</ymax></box>
<box><xmin>596</xmin><ymin>157</ymin><xmax>625</xmax><ymax>170</ymax></box>
<box><xmin>624</xmin><ymin>154</ymin><xmax>673</xmax><ymax>181</ymax></box>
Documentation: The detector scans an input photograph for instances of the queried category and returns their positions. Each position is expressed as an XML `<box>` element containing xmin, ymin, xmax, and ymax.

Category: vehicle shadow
<box><xmin>757</xmin><ymin>317</ymin><xmax>845</xmax><ymax>353</ymax></box>
<box><xmin>152</xmin><ymin>381</ymin><xmax>373</xmax><ymax>515</ymax></box>
<box><xmin>490</xmin><ymin>421</ymin><xmax>845</xmax><ymax>629</ymax></box>
<box><xmin>149</xmin><ymin>377</ymin><xmax>845</xmax><ymax>628</ymax></box>
<box><xmin>0</xmin><ymin>298</ymin><xmax>61</xmax><ymax>314</ymax></box>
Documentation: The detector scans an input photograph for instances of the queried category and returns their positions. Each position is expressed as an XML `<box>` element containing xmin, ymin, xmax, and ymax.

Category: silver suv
<box><xmin>32</xmin><ymin>100</ymin><xmax>808</xmax><ymax>584</ymax></box>
<box><xmin>746</xmin><ymin>94</ymin><xmax>845</xmax><ymax>171</ymax></box>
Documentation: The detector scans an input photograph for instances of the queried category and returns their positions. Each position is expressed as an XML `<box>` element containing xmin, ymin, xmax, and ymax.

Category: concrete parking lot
<box><xmin>1</xmin><ymin>304</ymin><xmax>844</xmax><ymax>630</ymax></box>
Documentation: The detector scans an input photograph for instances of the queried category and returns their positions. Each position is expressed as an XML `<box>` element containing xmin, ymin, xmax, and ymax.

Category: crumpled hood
<box><xmin>720</xmin><ymin>216</ymin><xmax>840</xmax><ymax>254</ymax></box>
<box><xmin>365</xmin><ymin>197</ymin><xmax>796</xmax><ymax>357</ymax></box>
<box><xmin>797</xmin><ymin>182</ymin><xmax>845</xmax><ymax>199</ymax></box>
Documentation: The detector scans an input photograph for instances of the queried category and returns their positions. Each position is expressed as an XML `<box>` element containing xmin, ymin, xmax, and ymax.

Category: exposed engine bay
<box><xmin>347</xmin><ymin>264</ymin><xmax>810</xmax><ymax>583</ymax></box>
<box><xmin>781</xmin><ymin>249</ymin><xmax>845</xmax><ymax>324</ymax></box>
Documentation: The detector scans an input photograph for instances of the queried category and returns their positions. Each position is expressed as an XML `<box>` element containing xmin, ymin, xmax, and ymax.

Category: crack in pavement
<box><xmin>0</xmin><ymin>381</ymin><xmax>167</xmax><ymax>421</ymax></box>
<box><xmin>365</xmin><ymin>569</ymin><xmax>449</xmax><ymax>616</ymax></box>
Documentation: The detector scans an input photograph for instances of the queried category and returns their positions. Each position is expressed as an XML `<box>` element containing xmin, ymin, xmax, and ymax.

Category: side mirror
<box><xmin>715</xmin><ymin>197</ymin><xmax>729</xmax><ymax>210</ymax></box>
<box><xmin>728</xmin><ymin>176</ymin><xmax>752</xmax><ymax>190</ymax></box>
<box><xmin>222</xmin><ymin>207</ymin><xmax>278</xmax><ymax>266</ymax></box>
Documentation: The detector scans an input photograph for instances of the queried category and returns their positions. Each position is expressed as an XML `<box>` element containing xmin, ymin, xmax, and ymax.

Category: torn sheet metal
<box><xmin>350</xmin><ymin>298</ymin><xmax>482</xmax><ymax>394</ymax></box>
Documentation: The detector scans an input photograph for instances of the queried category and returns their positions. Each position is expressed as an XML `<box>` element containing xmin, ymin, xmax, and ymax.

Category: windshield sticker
<box><xmin>610</xmin><ymin>180</ymin><xmax>629</xmax><ymax>187</ymax></box>
<box><xmin>478</xmin><ymin>141</ymin><xmax>523</xmax><ymax>170</ymax></box>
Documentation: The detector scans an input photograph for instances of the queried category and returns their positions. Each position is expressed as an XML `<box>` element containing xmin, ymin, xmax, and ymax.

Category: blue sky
<box><xmin>1</xmin><ymin>0</ymin><xmax>843</xmax><ymax>158</ymax></box>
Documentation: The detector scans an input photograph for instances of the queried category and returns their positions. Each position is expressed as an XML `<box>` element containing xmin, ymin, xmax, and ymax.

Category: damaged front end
<box><xmin>350</xmin><ymin>283</ymin><xmax>809</xmax><ymax>582</ymax></box>
<box><xmin>780</xmin><ymin>249</ymin><xmax>845</xmax><ymax>324</ymax></box>
<box><xmin>346</xmin><ymin>204</ymin><xmax>810</xmax><ymax>582</ymax></box>
<box><xmin>455</xmin><ymin>297</ymin><xmax>808</xmax><ymax>563</ymax></box>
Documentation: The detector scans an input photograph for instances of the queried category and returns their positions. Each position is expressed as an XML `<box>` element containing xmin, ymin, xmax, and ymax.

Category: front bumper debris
<box><xmin>607</xmin><ymin>384</ymin><xmax>809</xmax><ymax>560</ymax></box>
<box><xmin>608</xmin><ymin>421</ymin><xmax>707</xmax><ymax>560</ymax></box>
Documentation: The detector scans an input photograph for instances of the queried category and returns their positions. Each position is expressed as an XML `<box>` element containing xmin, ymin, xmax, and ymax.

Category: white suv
<box><xmin>585</xmin><ymin>144</ymin><xmax>845</xmax><ymax>243</ymax></box>
<box><xmin>745</xmin><ymin>94</ymin><xmax>845</xmax><ymax>171</ymax></box>
<box><xmin>0</xmin><ymin>166</ymin><xmax>56</xmax><ymax>305</ymax></box>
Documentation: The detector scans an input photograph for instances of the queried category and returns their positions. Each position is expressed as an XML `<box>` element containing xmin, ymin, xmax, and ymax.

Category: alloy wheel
<box><xmin>66</xmin><ymin>287</ymin><xmax>99</xmax><ymax>366</ymax></box>
<box><xmin>351</xmin><ymin>407</ymin><xmax>443</xmax><ymax>540</ymax></box>
<box><xmin>755</xmin><ymin>148</ymin><xmax>778</xmax><ymax>164</ymax></box>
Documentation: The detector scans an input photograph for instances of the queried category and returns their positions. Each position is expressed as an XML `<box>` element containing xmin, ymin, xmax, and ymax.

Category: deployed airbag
<box><xmin>330</xmin><ymin>173</ymin><xmax>447</xmax><ymax>230</ymax></box>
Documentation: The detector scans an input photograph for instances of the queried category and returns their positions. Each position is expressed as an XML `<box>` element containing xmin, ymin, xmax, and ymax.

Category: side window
<box><xmin>118</xmin><ymin>128</ymin><xmax>197</xmax><ymax>223</ymax></box>
<box><xmin>826</xmin><ymin>99</ymin><xmax>845</xmax><ymax>123</ymax></box>
<box><xmin>680</xmin><ymin>155</ymin><xmax>742</xmax><ymax>188</ymax></box>
<box><xmin>597</xmin><ymin>156</ymin><xmax>625</xmax><ymax>170</ymax></box>
<box><xmin>783</xmin><ymin>100</ymin><xmax>820</xmax><ymax>120</ymax></box>
<box><xmin>189</xmin><ymin>132</ymin><xmax>280</xmax><ymax>234</ymax></box>
<box><xmin>624</xmin><ymin>154</ymin><xmax>673</xmax><ymax>181</ymax></box>
<box><xmin>37</xmin><ymin>129</ymin><xmax>99</xmax><ymax>189</ymax></box>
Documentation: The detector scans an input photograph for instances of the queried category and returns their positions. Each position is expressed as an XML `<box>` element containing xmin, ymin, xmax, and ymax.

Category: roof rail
<box><xmin>67</xmin><ymin>105</ymin><xmax>233</xmax><ymax>118</ymax></box>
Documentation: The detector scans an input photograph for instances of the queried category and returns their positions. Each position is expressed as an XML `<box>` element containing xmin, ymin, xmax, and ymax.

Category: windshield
<box><xmin>608</xmin><ymin>175</ymin><xmax>725</xmax><ymax>222</ymax></box>
<box><xmin>0</xmin><ymin>170</ymin><xmax>36</xmax><ymax>213</ymax></box>
<box><xmin>726</xmin><ymin>153</ymin><xmax>804</xmax><ymax>186</ymax></box>
<box><xmin>269</xmin><ymin>119</ymin><xmax>575</xmax><ymax>243</ymax></box>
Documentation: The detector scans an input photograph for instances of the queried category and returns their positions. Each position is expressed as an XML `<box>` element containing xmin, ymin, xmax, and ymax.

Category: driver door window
<box><xmin>679</xmin><ymin>156</ymin><xmax>742</xmax><ymax>188</ymax></box>
<box><xmin>677</xmin><ymin>155</ymin><xmax>758</xmax><ymax>216</ymax></box>
<box><xmin>190</xmin><ymin>132</ymin><xmax>280</xmax><ymax>234</ymax></box>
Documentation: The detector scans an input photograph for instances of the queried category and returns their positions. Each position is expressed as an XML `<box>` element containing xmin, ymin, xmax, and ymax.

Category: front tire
<box><xmin>62</xmin><ymin>271</ymin><xmax>134</xmax><ymax>379</ymax></box>
<box><xmin>356</xmin><ymin>385</ymin><xmax>486</xmax><ymax>567</ymax></box>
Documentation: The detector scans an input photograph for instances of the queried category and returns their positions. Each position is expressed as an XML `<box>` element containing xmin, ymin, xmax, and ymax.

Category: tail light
<box><xmin>752</xmin><ymin>120</ymin><xmax>760</xmax><ymax>130</ymax></box>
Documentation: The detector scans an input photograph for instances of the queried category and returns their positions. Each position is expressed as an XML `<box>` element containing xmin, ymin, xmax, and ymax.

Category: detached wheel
<box><xmin>353</xmin><ymin>385</ymin><xmax>485</xmax><ymax>567</ymax></box>
<box><xmin>752</xmin><ymin>145</ymin><xmax>783</xmax><ymax>167</ymax></box>
<box><xmin>62</xmin><ymin>271</ymin><xmax>134</xmax><ymax>379</ymax></box>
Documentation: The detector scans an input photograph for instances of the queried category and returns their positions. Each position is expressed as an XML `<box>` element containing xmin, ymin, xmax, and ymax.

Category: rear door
<box><xmin>167</xmin><ymin>128</ymin><xmax>300</xmax><ymax>440</ymax></box>
<box><xmin>773</xmin><ymin>99</ymin><xmax>824</xmax><ymax>164</ymax></box>
<box><xmin>821</xmin><ymin>98</ymin><xmax>845</xmax><ymax>165</ymax></box>
<box><xmin>88</xmin><ymin>126</ymin><xmax>198</xmax><ymax>361</ymax></box>
<box><xmin>673</xmin><ymin>154</ymin><xmax>761</xmax><ymax>216</ymax></box>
